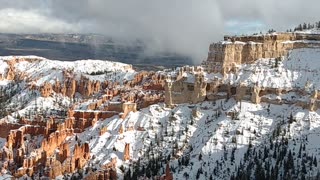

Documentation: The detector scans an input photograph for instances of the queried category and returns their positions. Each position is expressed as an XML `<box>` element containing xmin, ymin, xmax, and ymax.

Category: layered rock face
<box><xmin>40</xmin><ymin>82</ymin><xmax>53</xmax><ymax>97</ymax></box>
<box><xmin>164</xmin><ymin>32</ymin><xmax>320</xmax><ymax>111</ymax></box>
<box><xmin>205</xmin><ymin>32</ymin><xmax>320</xmax><ymax>74</ymax></box>
<box><xmin>164</xmin><ymin>66</ymin><xmax>207</xmax><ymax>106</ymax></box>
<box><xmin>40</xmin><ymin>75</ymin><xmax>101</xmax><ymax>98</ymax></box>
<box><xmin>0</xmin><ymin>116</ymin><xmax>93</xmax><ymax>179</ymax></box>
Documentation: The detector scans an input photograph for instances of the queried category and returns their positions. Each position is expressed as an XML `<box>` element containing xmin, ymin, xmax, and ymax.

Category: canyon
<box><xmin>1</xmin><ymin>29</ymin><xmax>320</xmax><ymax>179</ymax></box>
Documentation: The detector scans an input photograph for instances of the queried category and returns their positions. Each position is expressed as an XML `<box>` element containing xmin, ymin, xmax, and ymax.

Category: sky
<box><xmin>0</xmin><ymin>0</ymin><xmax>319</xmax><ymax>62</ymax></box>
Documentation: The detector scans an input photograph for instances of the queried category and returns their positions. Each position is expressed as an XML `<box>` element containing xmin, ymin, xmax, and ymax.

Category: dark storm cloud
<box><xmin>0</xmin><ymin>0</ymin><xmax>318</xmax><ymax>62</ymax></box>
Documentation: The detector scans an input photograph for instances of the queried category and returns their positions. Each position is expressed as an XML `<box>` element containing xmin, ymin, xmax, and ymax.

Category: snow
<box><xmin>0</xmin><ymin>60</ymin><xmax>8</xmax><ymax>75</ymax></box>
<box><xmin>222</xmin><ymin>48</ymin><xmax>320</xmax><ymax>90</ymax></box>
<box><xmin>0</xmin><ymin>174</ymin><xmax>13</xmax><ymax>180</ymax></box>
<box><xmin>295</xmin><ymin>29</ymin><xmax>320</xmax><ymax>34</ymax></box>
<box><xmin>0</xmin><ymin>138</ymin><xmax>6</xmax><ymax>149</ymax></box>
<box><xmin>69</xmin><ymin>96</ymin><xmax>320</xmax><ymax>179</ymax></box>
<box><xmin>2</xmin><ymin>46</ymin><xmax>320</xmax><ymax>179</ymax></box>
<box><xmin>2</xmin><ymin>56</ymin><xmax>137</xmax><ymax>86</ymax></box>
<box><xmin>166</xmin><ymin>47</ymin><xmax>320</xmax><ymax>91</ymax></box>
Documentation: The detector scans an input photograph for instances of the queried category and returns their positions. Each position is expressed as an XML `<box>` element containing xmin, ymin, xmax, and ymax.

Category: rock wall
<box><xmin>205</xmin><ymin>32</ymin><xmax>320</xmax><ymax>74</ymax></box>
<box><xmin>0</xmin><ymin>115</ymin><xmax>97</xmax><ymax>179</ymax></box>
<box><xmin>164</xmin><ymin>69</ymin><xmax>207</xmax><ymax>107</ymax></box>
<box><xmin>122</xmin><ymin>102</ymin><xmax>137</xmax><ymax>119</ymax></box>
<box><xmin>6</xmin><ymin>60</ymin><xmax>16</xmax><ymax>80</ymax></box>
<box><xmin>77</xmin><ymin>76</ymin><xmax>101</xmax><ymax>98</ymax></box>
<box><xmin>39</xmin><ymin>73</ymin><xmax>103</xmax><ymax>98</ymax></box>
<box><xmin>85</xmin><ymin>158</ymin><xmax>117</xmax><ymax>180</ymax></box>
<box><xmin>123</xmin><ymin>143</ymin><xmax>130</xmax><ymax>161</ymax></box>
<box><xmin>164</xmin><ymin>70</ymin><xmax>320</xmax><ymax>112</ymax></box>
<box><xmin>163</xmin><ymin>32</ymin><xmax>320</xmax><ymax>109</ymax></box>
<box><xmin>40</xmin><ymin>82</ymin><xmax>53</xmax><ymax>97</ymax></box>
<box><xmin>0</xmin><ymin>123</ymin><xmax>23</xmax><ymax>138</ymax></box>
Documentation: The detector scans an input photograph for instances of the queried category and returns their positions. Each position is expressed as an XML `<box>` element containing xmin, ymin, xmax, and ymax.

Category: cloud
<box><xmin>226</xmin><ymin>20</ymin><xmax>266</xmax><ymax>35</ymax></box>
<box><xmin>0</xmin><ymin>9</ymin><xmax>85</xmax><ymax>34</ymax></box>
<box><xmin>0</xmin><ymin>0</ymin><xmax>318</xmax><ymax>63</ymax></box>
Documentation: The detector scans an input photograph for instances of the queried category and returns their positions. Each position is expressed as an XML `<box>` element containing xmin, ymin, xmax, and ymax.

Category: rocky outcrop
<box><xmin>2</xmin><ymin>57</ymin><xmax>39</xmax><ymax>81</ymax></box>
<box><xmin>41</xmin><ymin>76</ymin><xmax>103</xmax><ymax>98</ymax></box>
<box><xmin>85</xmin><ymin>158</ymin><xmax>117</xmax><ymax>180</ymax></box>
<box><xmin>165</xmin><ymin>162</ymin><xmax>173</xmax><ymax>180</ymax></box>
<box><xmin>77</xmin><ymin>76</ymin><xmax>101</xmax><ymax>98</ymax></box>
<box><xmin>99</xmin><ymin>125</ymin><xmax>108</xmax><ymax>136</ymax></box>
<box><xmin>118</xmin><ymin>125</ymin><xmax>124</xmax><ymax>134</ymax></box>
<box><xmin>0</xmin><ymin>115</ymin><xmax>95</xmax><ymax>179</ymax></box>
<box><xmin>164</xmin><ymin>67</ymin><xmax>320</xmax><ymax>111</ymax></box>
<box><xmin>123</xmin><ymin>143</ymin><xmax>130</xmax><ymax>161</ymax></box>
<box><xmin>140</xmin><ymin>93</ymin><xmax>164</xmax><ymax>109</ymax></box>
<box><xmin>165</xmin><ymin>67</ymin><xmax>207</xmax><ymax>107</ymax></box>
<box><xmin>5</xmin><ymin>58</ymin><xmax>30</xmax><ymax>80</ymax></box>
<box><xmin>40</xmin><ymin>82</ymin><xmax>53</xmax><ymax>97</ymax></box>
<box><xmin>251</xmin><ymin>85</ymin><xmax>261</xmax><ymax>104</ymax></box>
<box><xmin>205</xmin><ymin>32</ymin><xmax>320</xmax><ymax>75</ymax></box>
<box><xmin>121</xmin><ymin>102</ymin><xmax>137</xmax><ymax>119</ymax></box>
<box><xmin>44</xmin><ymin>142</ymin><xmax>90</xmax><ymax>179</ymax></box>
<box><xmin>164</xmin><ymin>32</ymin><xmax>320</xmax><ymax>110</ymax></box>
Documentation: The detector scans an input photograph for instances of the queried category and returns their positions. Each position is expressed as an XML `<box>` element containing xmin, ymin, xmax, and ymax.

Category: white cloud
<box><xmin>0</xmin><ymin>9</ymin><xmax>83</xmax><ymax>34</ymax></box>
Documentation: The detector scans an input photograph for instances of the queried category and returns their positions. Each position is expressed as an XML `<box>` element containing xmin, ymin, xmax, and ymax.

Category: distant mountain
<box><xmin>0</xmin><ymin>33</ymin><xmax>194</xmax><ymax>70</ymax></box>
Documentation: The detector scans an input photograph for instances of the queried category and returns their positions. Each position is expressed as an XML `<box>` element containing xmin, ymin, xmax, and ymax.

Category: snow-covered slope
<box><xmin>0</xmin><ymin>56</ymin><xmax>137</xmax><ymax>123</ymax></box>
<box><xmin>10</xmin><ymin>56</ymin><xmax>136</xmax><ymax>85</ymax></box>
<box><xmin>224</xmin><ymin>48</ymin><xmax>320</xmax><ymax>89</ymax></box>
<box><xmin>1</xmin><ymin>45</ymin><xmax>320</xmax><ymax>180</ymax></box>
<box><xmin>70</xmin><ymin>98</ymin><xmax>320</xmax><ymax>179</ymax></box>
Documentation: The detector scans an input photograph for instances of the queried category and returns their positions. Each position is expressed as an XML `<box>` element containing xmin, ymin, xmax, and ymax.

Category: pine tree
<box><xmin>124</xmin><ymin>168</ymin><xmax>131</xmax><ymax>179</ymax></box>
<box><xmin>274</xmin><ymin>57</ymin><xmax>280</xmax><ymax>68</ymax></box>
<box><xmin>255</xmin><ymin>161</ymin><xmax>265</xmax><ymax>180</ymax></box>
<box><xmin>301</xmin><ymin>160</ymin><xmax>307</xmax><ymax>174</ymax></box>
<box><xmin>287</xmin><ymin>150</ymin><xmax>294</xmax><ymax>170</ymax></box>
<box><xmin>298</xmin><ymin>144</ymin><xmax>302</xmax><ymax>158</ymax></box>
<box><xmin>209</xmin><ymin>174</ymin><xmax>213</xmax><ymax>180</ymax></box>
<box><xmin>196</xmin><ymin>167</ymin><xmax>202</xmax><ymax>179</ymax></box>
<box><xmin>231</xmin><ymin>148</ymin><xmax>236</xmax><ymax>163</ymax></box>
<box><xmin>303</xmin><ymin>23</ymin><xmax>307</xmax><ymax>30</ymax></box>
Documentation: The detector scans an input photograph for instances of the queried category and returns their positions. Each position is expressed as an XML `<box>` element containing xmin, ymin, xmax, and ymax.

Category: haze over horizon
<box><xmin>0</xmin><ymin>0</ymin><xmax>319</xmax><ymax>62</ymax></box>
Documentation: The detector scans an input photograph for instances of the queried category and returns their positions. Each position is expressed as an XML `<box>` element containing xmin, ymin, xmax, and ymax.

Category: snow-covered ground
<box><xmin>1</xmin><ymin>46</ymin><xmax>320</xmax><ymax>179</ymax></box>
<box><xmin>65</xmin><ymin>98</ymin><xmax>320</xmax><ymax>179</ymax></box>
<box><xmin>224</xmin><ymin>48</ymin><xmax>320</xmax><ymax>90</ymax></box>
<box><xmin>0</xmin><ymin>56</ymin><xmax>136</xmax><ymax>88</ymax></box>
<box><xmin>0</xmin><ymin>56</ymin><xmax>137</xmax><ymax>123</ymax></box>
<box><xmin>168</xmin><ymin>47</ymin><xmax>320</xmax><ymax>92</ymax></box>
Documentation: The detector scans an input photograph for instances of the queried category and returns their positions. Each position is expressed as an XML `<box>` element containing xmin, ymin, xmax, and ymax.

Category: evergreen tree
<box><xmin>124</xmin><ymin>168</ymin><xmax>131</xmax><ymax>179</ymax></box>
<box><xmin>303</xmin><ymin>23</ymin><xmax>307</xmax><ymax>30</ymax></box>
<box><xmin>196</xmin><ymin>167</ymin><xmax>202</xmax><ymax>179</ymax></box>
<box><xmin>254</xmin><ymin>161</ymin><xmax>266</xmax><ymax>180</ymax></box>
<box><xmin>298</xmin><ymin>144</ymin><xmax>302</xmax><ymax>158</ymax></box>
<box><xmin>301</xmin><ymin>160</ymin><xmax>307</xmax><ymax>174</ymax></box>
<box><xmin>198</xmin><ymin>153</ymin><xmax>202</xmax><ymax>161</ymax></box>
<box><xmin>231</xmin><ymin>148</ymin><xmax>236</xmax><ymax>163</ymax></box>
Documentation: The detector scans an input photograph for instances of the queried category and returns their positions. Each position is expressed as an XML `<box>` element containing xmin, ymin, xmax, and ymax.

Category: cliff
<box><xmin>205</xmin><ymin>32</ymin><xmax>320</xmax><ymax>74</ymax></box>
<box><xmin>165</xmin><ymin>32</ymin><xmax>320</xmax><ymax>111</ymax></box>
<box><xmin>164</xmin><ymin>66</ymin><xmax>207</xmax><ymax>106</ymax></box>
